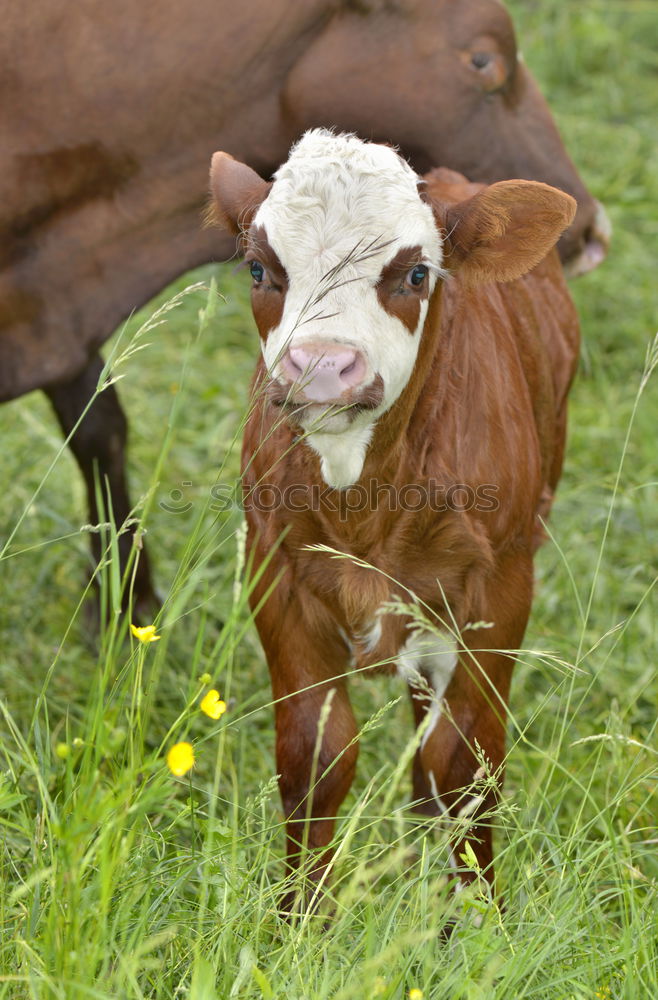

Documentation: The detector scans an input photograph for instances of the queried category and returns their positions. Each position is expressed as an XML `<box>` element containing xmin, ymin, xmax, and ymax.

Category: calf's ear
<box><xmin>443</xmin><ymin>180</ymin><xmax>576</xmax><ymax>284</ymax></box>
<box><xmin>208</xmin><ymin>152</ymin><xmax>271</xmax><ymax>235</ymax></box>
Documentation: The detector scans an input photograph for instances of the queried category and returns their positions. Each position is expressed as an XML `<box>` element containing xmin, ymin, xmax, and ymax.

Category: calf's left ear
<box><xmin>208</xmin><ymin>152</ymin><xmax>271</xmax><ymax>235</ymax></box>
<box><xmin>442</xmin><ymin>180</ymin><xmax>577</xmax><ymax>284</ymax></box>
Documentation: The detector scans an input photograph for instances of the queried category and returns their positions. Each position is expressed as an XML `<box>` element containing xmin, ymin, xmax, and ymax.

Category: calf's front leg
<box><xmin>255</xmin><ymin>591</ymin><xmax>358</xmax><ymax>911</ymax></box>
<box><xmin>275</xmin><ymin>672</ymin><xmax>358</xmax><ymax>910</ymax></box>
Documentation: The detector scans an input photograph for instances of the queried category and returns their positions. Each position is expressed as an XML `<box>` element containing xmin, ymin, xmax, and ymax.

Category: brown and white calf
<box><xmin>210</xmin><ymin>131</ymin><xmax>580</xmax><ymax>904</ymax></box>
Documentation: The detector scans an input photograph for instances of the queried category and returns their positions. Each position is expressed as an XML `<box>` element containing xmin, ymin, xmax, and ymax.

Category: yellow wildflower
<box><xmin>200</xmin><ymin>689</ymin><xmax>227</xmax><ymax>720</ymax></box>
<box><xmin>409</xmin><ymin>990</ymin><xmax>424</xmax><ymax>1000</ymax></box>
<box><xmin>130</xmin><ymin>623</ymin><xmax>161</xmax><ymax>643</ymax></box>
<box><xmin>167</xmin><ymin>742</ymin><xmax>195</xmax><ymax>776</ymax></box>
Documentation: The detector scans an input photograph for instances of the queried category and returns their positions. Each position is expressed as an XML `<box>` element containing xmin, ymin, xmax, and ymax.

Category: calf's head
<box><xmin>210</xmin><ymin>131</ymin><xmax>575</xmax><ymax>488</ymax></box>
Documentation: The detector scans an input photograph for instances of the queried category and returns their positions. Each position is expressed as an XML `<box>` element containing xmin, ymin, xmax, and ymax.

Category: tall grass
<box><xmin>1</xmin><ymin>1</ymin><xmax>657</xmax><ymax>997</ymax></box>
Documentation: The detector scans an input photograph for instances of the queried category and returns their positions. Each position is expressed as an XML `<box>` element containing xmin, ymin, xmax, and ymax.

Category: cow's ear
<box><xmin>443</xmin><ymin>180</ymin><xmax>576</xmax><ymax>284</ymax></box>
<box><xmin>208</xmin><ymin>152</ymin><xmax>271</xmax><ymax>235</ymax></box>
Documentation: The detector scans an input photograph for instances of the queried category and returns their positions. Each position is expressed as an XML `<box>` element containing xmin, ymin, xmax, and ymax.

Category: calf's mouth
<box><xmin>267</xmin><ymin>373</ymin><xmax>385</xmax><ymax>426</ymax></box>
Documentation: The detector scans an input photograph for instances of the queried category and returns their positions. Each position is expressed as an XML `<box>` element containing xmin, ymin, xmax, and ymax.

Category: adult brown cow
<box><xmin>1</xmin><ymin>0</ymin><xmax>606</xmax><ymax>611</ymax></box>
<box><xmin>210</xmin><ymin>129</ymin><xmax>580</xmax><ymax>907</ymax></box>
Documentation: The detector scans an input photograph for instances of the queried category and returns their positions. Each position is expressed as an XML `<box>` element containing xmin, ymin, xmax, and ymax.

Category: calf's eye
<box><xmin>250</xmin><ymin>261</ymin><xmax>265</xmax><ymax>283</ymax></box>
<box><xmin>408</xmin><ymin>264</ymin><xmax>428</xmax><ymax>287</ymax></box>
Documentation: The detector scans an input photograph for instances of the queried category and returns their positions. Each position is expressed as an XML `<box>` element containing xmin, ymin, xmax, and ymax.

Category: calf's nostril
<box><xmin>340</xmin><ymin>359</ymin><xmax>357</xmax><ymax>378</ymax></box>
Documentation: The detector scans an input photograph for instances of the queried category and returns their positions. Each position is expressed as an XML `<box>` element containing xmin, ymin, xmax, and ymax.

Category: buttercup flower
<box><xmin>200</xmin><ymin>689</ymin><xmax>227</xmax><ymax>720</ymax></box>
<box><xmin>167</xmin><ymin>742</ymin><xmax>195</xmax><ymax>776</ymax></box>
<box><xmin>409</xmin><ymin>990</ymin><xmax>424</xmax><ymax>1000</ymax></box>
<box><xmin>130</xmin><ymin>623</ymin><xmax>161</xmax><ymax>643</ymax></box>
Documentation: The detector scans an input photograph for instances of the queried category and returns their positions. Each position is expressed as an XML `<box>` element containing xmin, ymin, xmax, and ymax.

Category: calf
<box><xmin>210</xmin><ymin>131</ymin><xmax>580</xmax><ymax>906</ymax></box>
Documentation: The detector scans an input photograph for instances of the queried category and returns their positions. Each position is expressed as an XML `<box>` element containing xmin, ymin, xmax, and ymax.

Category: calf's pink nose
<box><xmin>281</xmin><ymin>342</ymin><xmax>366</xmax><ymax>402</ymax></box>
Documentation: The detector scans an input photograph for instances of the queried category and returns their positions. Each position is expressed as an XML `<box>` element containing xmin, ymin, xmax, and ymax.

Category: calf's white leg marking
<box><xmin>357</xmin><ymin>613</ymin><xmax>383</xmax><ymax>654</ymax></box>
<box><xmin>398</xmin><ymin>629</ymin><xmax>457</xmax><ymax>814</ymax></box>
<box><xmin>397</xmin><ymin>629</ymin><xmax>458</xmax><ymax>749</ymax></box>
<box><xmin>456</xmin><ymin>794</ymin><xmax>485</xmax><ymax>819</ymax></box>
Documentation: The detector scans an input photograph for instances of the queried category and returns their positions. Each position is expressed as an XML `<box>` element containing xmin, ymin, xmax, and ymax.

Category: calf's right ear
<box><xmin>208</xmin><ymin>153</ymin><xmax>271</xmax><ymax>235</ymax></box>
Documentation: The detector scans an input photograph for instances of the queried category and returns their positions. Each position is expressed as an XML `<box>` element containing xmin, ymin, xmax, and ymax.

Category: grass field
<box><xmin>1</xmin><ymin>1</ymin><xmax>657</xmax><ymax>997</ymax></box>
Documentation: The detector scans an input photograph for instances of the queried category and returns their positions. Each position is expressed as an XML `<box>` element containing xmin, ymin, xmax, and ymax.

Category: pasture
<box><xmin>1</xmin><ymin>1</ymin><xmax>657</xmax><ymax>996</ymax></box>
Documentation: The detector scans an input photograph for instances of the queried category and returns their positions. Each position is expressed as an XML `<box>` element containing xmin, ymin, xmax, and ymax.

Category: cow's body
<box><xmin>2</xmin><ymin>0</ymin><xmax>599</xmax><ymax>610</ymax></box>
<box><xmin>210</xmin><ymin>133</ymin><xmax>579</xmax><ymax>905</ymax></box>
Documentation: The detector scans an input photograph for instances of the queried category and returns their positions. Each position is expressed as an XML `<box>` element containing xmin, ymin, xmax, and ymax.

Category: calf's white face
<box><xmin>246</xmin><ymin>131</ymin><xmax>443</xmax><ymax>488</ymax></box>
<box><xmin>211</xmin><ymin>130</ymin><xmax>577</xmax><ymax>489</ymax></box>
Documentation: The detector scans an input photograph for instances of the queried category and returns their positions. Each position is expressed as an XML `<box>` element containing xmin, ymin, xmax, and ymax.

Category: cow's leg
<box><xmin>45</xmin><ymin>353</ymin><xmax>156</xmax><ymax>616</ymax></box>
<box><xmin>418</xmin><ymin>558</ymin><xmax>533</xmax><ymax>888</ymax></box>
